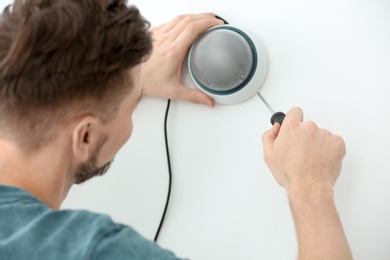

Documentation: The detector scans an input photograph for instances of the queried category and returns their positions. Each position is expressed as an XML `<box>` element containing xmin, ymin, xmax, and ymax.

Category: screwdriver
<box><xmin>257</xmin><ymin>92</ymin><xmax>286</xmax><ymax>125</ymax></box>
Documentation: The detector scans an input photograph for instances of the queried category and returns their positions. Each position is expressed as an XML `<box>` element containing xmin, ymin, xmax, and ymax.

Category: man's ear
<box><xmin>72</xmin><ymin>116</ymin><xmax>100</xmax><ymax>162</ymax></box>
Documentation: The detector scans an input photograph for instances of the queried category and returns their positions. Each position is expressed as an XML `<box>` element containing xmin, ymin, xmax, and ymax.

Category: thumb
<box><xmin>262</xmin><ymin>123</ymin><xmax>281</xmax><ymax>155</ymax></box>
<box><xmin>176</xmin><ymin>83</ymin><xmax>215</xmax><ymax>107</ymax></box>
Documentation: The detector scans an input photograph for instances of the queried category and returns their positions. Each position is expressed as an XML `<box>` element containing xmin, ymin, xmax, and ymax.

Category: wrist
<box><xmin>287</xmin><ymin>182</ymin><xmax>335</xmax><ymax>209</ymax></box>
<box><xmin>286</xmin><ymin>182</ymin><xmax>352</xmax><ymax>260</ymax></box>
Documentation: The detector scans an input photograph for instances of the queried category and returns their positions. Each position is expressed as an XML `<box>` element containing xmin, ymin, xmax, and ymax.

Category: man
<box><xmin>0</xmin><ymin>0</ymin><xmax>352</xmax><ymax>259</ymax></box>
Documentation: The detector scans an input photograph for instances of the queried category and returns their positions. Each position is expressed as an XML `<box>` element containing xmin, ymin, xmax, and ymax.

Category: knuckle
<box><xmin>175</xmin><ymin>14</ymin><xmax>187</xmax><ymax>22</ymax></box>
<box><xmin>287</xmin><ymin>106</ymin><xmax>303</xmax><ymax>119</ymax></box>
<box><xmin>183</xmin><ymin>15</ymin><xmax>195</xmax><ymax>24</ymax></box>
<box><xmin>292</xmin><ymin>106</ymin><xmax>303</xmax><ymax>114</ymax></box>
<box><xmin>303</xmin><ymin>120</ymin><xmax>318</xmax><ymax>132</ymax></box>
<box><xmin>166</xmin><ymin>44</ymin><xmax>178</xmax><ymax>57</ymax></box>
<box><xmin>184</xmin><ymin>22</ymin><xmax>197</xmax><ymax>34</ymax></box>
<box><xmin>175</xmin><ymin>15</ymin><xmax>196</xmax><ymax>26</ymax></box>
<box><xmin>321</xmin><ymin>128</ymin><xmax>332</xmax><ymax>136</ymax></box>
<box><xmin>306</xmin><ymin>120</ymin><xmax>317</xmax><ymax>128</ymax></box>
<box><xmin>334</xmin><ymin>135</ymin><xmax>346</xmax><ymax>153</ymax></box>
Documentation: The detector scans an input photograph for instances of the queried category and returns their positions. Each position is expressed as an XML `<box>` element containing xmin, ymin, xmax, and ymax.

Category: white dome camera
<box><xmin>188</xmin><ymin>25</ymin><xmax>269</xmax><ymax>105</ymax></box>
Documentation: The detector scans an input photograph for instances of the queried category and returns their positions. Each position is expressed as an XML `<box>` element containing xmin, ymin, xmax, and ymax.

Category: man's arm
<box><xmin>262</xmin><ymin>107</ymin><xmax>353</xmax><ymax>260</ymax></box>
<box><xmin>288</xmin><ymin>184</ymin><xmax>352</xmax><ymax>259</ymax></box>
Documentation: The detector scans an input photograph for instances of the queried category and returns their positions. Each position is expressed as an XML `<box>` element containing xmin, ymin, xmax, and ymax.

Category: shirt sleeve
<box><xmin>88</xmin><ymin>223</ymin><xmax>186</xmax><ymax>260</ymax></box>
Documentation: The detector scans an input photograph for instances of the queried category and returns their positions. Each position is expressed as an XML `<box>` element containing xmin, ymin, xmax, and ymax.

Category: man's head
<box><xmin>0</xmin><ymin>0</ymin><xmax>152</xmax><ymax>183</ymax></box>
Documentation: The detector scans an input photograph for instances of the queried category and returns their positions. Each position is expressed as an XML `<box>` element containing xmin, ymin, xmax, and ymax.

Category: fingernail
<box><xmin>204</xmin><ymin>100</ymin><xmax>214</xmax><ymax>108</ymax></box>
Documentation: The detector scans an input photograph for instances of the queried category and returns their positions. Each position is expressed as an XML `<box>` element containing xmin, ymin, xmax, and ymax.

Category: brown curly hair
<box><xmin>0</xmin><ymin>0</ymin><xmax>152</xmax><ymax>150</ymax></box>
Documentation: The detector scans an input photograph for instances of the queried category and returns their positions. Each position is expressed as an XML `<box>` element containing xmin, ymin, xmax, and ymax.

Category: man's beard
<box><xmin>74</xmin><ymin>136</ymin><xmax>113</xmax><ymax>184</ymax></box>
<box><xmin>74</xmin><ymin>158</ymin><xmax>113</xmax><ymax>184</ymax></box>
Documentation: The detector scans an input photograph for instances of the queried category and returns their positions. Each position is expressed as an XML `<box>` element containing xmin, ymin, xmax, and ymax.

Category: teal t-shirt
<box><xmin>0</xmin><ymin>185</ymin><xmax>184</xmax><ymax>260</ymax></box>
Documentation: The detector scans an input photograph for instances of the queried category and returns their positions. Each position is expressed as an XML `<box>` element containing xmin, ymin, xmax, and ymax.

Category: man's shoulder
<box><xmin>46</xmin><ymin>207</ymin><xmax>121</xmax><ymax>241</ymax></box>
<box><xmin>51</xmin><ymin>207</ymin><xmax>117</xmax><ymax>232</ymax></box>
<box><xmin>4</xmin><ymin>207</ymin><xmax>126</xmax><ymax>259</ymax></box>
<box><xmin>49</xmin><ymin>209</ymin><xmax>181</xmax><ymax>260</ymax></box>
<box><xmin>42</xmin><ymin>208</ymin><xmax>132</xmax><ymax>258</ymax></box>
<box><xmin>0</xmin><ymin>186</ymin><xmax>130</xmax><ymax>259</ymax></box>
<box><xmin>0</xmin><ymin>186</ymin><xmax>182</xmax><ymax>259</ymax></box>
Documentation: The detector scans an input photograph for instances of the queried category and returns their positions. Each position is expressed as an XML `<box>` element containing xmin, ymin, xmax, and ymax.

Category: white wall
<box><xmin>1</xmin><ymin>0</ymin><xmax>389</xmax><ymax>259</ymax></box>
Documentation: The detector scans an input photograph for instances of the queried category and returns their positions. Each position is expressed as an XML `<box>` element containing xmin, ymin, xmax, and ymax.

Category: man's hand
<box><xmin>141</xmin><ymin>14</ymin><xmax>223</xmax><ymax>107</ymax></box>
<box><xmin>262</xmin><ymin>107</ymin><xmax>352</xmax><ymax>260</ymax></box>
<box><xmin>262</xmin><ymin>107</ymin><xmax>346</xmax><ymax>192</ymax></box>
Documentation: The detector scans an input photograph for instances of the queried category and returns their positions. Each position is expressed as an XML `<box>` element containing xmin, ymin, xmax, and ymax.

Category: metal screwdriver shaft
<box><xmin>257</xmin><ymin>92</ymin><xmax>286</xmax><ymax>126</ymax></box>
<box><xmin>257</xmin><ymin>92</ymin><xmax>274</xmax><ymax>114</ymax></box>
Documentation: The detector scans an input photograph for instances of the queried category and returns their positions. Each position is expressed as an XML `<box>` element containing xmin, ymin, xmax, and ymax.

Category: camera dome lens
<box><xmin>189</xmin><ymin>27</ymin><xmax>256</xmax><ymax>94</ymax></box>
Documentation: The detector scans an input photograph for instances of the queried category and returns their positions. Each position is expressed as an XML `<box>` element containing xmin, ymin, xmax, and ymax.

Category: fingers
<box><xmin>165</xmin><ymin>13</ymin><xmax>217</xmax><ymax>37</ymax></box>
<box><xmin>284</xmin><ymin>107</ymin><xmax>304</xmax><ymax>124</ymax></box>
<box><xmin>175</xmin><ymin>17</ymin><xmax>224</xmax><ymax>55</ymax></box>
<box><xmin>142</xmin><ymin>13</ymin><xmax>223</xmax><ymax>107</ymax></box>
<box><xmin>262</xmin><ymin>123</ymin><xmax>281</xmax><ymax>155</ymax></box>
<box><xmin>155</xmin><ymin>13</ymin><xmax>214</xmax><ymax>34</ymax></box>
<box><xmin>174</xmin><ymin>83</ymin><xmax>215</xmax><ymax>107</ymax></box>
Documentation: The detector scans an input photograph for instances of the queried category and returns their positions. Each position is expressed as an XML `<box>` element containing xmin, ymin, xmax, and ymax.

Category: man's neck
<box><xmin>0</xmin><ymin>139</ymin><xmax>74</xmax><ymax>209</ymax></box>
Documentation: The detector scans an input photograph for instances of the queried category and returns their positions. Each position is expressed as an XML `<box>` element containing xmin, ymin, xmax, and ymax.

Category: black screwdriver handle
<box><xmin>271</xmin><ymin>112</ymin><xmax>286</xmax><ymax>125</ymax></box>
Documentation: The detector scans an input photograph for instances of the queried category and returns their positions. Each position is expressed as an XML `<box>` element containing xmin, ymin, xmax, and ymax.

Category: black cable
<box><xmin>154</xmin><ymin>15</ymin><xmax>226</xmax><ymax>242</ymax></box>
<box><xmin>154</xmin><ymin>99</ymin><xmax>172</xmax><ymax>242</ymax></box>
<box><xmin>153</xmin><ymin>16</ymin><xmax>226</xmax><ymax>242</ymax></box>
<box><xmin>215</xmin><ymin>15</ymin><xmax>229</xmax><ymax>25</ymax></box>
